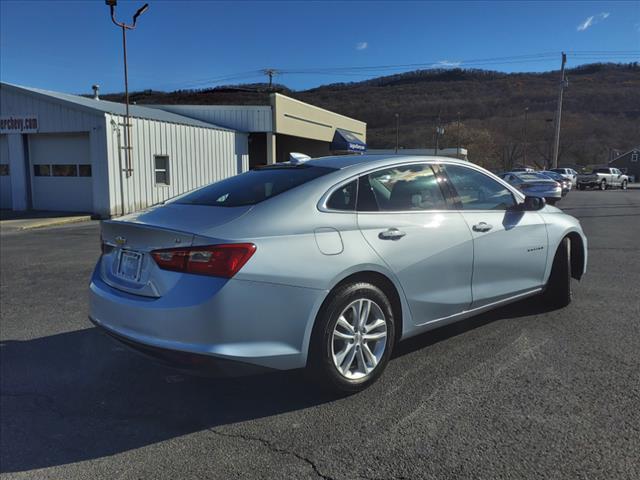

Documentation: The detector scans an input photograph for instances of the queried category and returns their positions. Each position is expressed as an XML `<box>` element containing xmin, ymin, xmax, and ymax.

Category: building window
<box><xmin>34</xmin><ymin>165</ymin><xmax>51</xmax><ymax>176</ymax></box>
<box><xmin>78</xmin><ymin>164</ymin><xmax>92</xmax><ymax>177</ymax></box>
<box><xmin>154</xmin><ymin>155</ymin><xmax>170</xmax><ymax>185</ymax></box>
<box><xmin>52</xmin><ymin>164</ymin><xmax>78</xmax><ymax>176</ymax></box>
<box><xmin>0</xmin><ymin>164</ymin><xmax>9</xmax><ymax>176</ymax></box>
<box><xmin>632</xmin><ymin>152</ymin><xmax>639</xmax><ymax>163</ymax></box>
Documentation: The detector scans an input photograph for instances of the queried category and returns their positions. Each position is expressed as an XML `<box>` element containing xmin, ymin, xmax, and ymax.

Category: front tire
<box><xmin>309</xmin><ymin>282</ymin><xmax>395</xmax><ymax>394</ymax></box>
<box><xmin>621</xmin><ymin>180</ymin><xmax>628</xmax><ymax>190</ymax></box>
<box><xmin>541</xmin><ymin>238</ymin><xmax>572</xmax><ymax>309</ymax></box>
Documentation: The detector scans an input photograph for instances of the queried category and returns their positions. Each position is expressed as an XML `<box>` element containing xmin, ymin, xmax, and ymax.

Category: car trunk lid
<box><xmin>99</xmin><ymin>203</ymin><xmax>253</xmax><ymax>298</ymax></box>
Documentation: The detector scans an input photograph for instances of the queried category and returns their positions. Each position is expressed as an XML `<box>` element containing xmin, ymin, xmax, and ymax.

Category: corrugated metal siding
<box><xmin>106</xmin><ymin>113</ymin><xmax>248</xmax><ymax>216</ymax></box>
<box><xmin>0</xmin><ymin>87</ymin><xmax>103</xmax><ymax>133</ymax></box>
<box><xmin>147</xmin><ymin>105</ymin><xmax>273</xmax><ymax>133</ymax></box>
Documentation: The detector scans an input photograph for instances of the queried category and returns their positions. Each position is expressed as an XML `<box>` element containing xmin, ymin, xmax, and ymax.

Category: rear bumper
<box><xmin>89</xmin><ymin>261</ymin><xmax>326</xmax><ymax>371</ymax></box>
<box><xmin>521</xmin><ymin>189</ymin><xmax>562</xmax><ymax>200</ymax></box>
<box><xmin>577</xmin><ymin>180</ymin><xmax>598</xmax><ymax>187</ymax></box>
<box><xmin>89</xmin><ymin>316</ymin><xmax>275</xmax><ymax>376</ymax></box>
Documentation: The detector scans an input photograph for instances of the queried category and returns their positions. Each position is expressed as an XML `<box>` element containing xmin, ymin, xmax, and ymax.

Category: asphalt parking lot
<box><xmin>1</xmin><ymin>189</ymin><xmax>639</xmax><ymax>480</ymax></box>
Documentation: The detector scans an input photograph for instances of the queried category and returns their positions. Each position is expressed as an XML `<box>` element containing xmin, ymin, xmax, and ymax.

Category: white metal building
<box><xmin>151</xmin><ymin>93</ymin><xmax>367</xmax><ymax>168</ymax></box>
<box><xmin>0</xmin><ymin>82</ymin><xmax>248</xmax><ymax>217</ymax></box>
<box><xmin>0</xmin><ymin>84</ymin><xmax>368</xmax><ymax>218</ymax></box>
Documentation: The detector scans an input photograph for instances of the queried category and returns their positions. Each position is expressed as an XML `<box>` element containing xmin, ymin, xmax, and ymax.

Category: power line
<box><xmin>151</xmin><ymin>50</ymin><xmax>640</xmax><ymax>91</ymax></box>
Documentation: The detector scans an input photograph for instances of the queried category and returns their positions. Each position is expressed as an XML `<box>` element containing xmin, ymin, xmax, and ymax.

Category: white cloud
<box><xmin>355</xmin><ymin>41</ymin><xmax>368</xmax><ymax>51</ymax></box>
<box><xmin>433</xmin><ymin>60</ymin><xmax>462</xmax><ymax>68</ymax></box>
<box><xmin>577</xmin><ymin>12</ymin><xmax>610</xmax><ymax>31</ymax></box>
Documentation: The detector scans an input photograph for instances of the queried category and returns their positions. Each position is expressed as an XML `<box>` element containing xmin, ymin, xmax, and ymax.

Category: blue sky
<box><xmin>1</xmin><ymin>0</ymin><xmax>638</xmax><ymax>95</ymax></box>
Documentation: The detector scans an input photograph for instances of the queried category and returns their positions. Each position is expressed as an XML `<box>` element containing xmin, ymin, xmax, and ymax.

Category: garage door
<box><xmin>29</xmin><ymin>133</ymin><xmax>93</xmax><ymax>212</ymax></box>
<box><xmin>0</xmin><ymin>135</ymin><xmax>10</xmax><ymax>209</ymax></box>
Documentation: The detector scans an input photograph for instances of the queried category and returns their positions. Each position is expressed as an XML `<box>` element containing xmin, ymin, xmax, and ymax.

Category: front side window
<box><xmin>357</xmin><ymin>164</ymin><xmax>447</xmax><ymax>212</ymax></box>
<box><xmin>326</xmin><ymin>180</ymin><xmax>357</xmax><ymax>211</ymax></box>
<box><xmin>175</xmin><ymin>164</ymin><xmax>336</xmax><ymax>207</ymax></box>
<box><xmin>441</xmin><ymin>164</ymin><xmax>516</xmax><ymax>210</ymax></box>
<box><xmin>154</xmin><ymin>155</ymin><xmax>170</xmax><ymax>185</ymax></box>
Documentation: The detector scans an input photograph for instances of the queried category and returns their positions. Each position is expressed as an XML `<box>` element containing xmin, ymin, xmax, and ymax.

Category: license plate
<box><xmin>117</xmin><ymin>250</ymin><xmax>142</xmax><ymax>281</ymax></box>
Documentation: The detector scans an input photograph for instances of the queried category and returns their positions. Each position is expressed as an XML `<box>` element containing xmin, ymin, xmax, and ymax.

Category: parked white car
<box><xmin>550</xmin><ymin>168</ymin><xmax>579</xmax><ymax>187</ymax></box>
<box><xmin>577</xmin><ymin>167</ymin><xmax>629</xmax><ymax>190</ymax></box>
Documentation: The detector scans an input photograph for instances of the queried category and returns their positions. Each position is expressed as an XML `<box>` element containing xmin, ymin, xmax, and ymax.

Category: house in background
<box><xmin>609</xmin><ymin>146</ymin><xmax>640</xmax><ymax>182</ymax></box>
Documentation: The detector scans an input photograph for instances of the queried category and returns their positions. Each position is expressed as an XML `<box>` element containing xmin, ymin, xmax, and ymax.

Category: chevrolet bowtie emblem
<box><xmin>114</xmin><ymin>236</ymin><xmax>127</xmax><ymax>246</ymax></box>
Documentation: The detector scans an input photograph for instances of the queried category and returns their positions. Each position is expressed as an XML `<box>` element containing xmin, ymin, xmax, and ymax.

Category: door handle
<box><xmin>472</xmin><ymin>222</ymin><xmax>493</xmax><ymax>232</ymax></box>
<box><xmin>379</xmin><ymin>228</ymin><xmax>406</xmax><ymax>240</ymax></box>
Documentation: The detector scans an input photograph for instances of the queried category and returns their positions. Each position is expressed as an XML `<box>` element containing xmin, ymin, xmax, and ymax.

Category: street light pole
<box><xmin>105</xmin><ymin>0</ymin><xmax>149</xmax><ymax>177</ymax></box>
<box><xmin>394</xmin><ymin>113</ymin><xmax>399</xmax><ymax>153</ymax></box>
<box><xmin>523</xmin><ymin>107</ymin><xmax>529</xmax><ymax>166</ymax></box>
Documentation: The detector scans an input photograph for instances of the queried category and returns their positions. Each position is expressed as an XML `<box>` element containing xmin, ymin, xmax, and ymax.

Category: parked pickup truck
<box><xmin>577</xmin><ymin>167</ymin><xmax>629</xmax><ymax>190</ymax></box>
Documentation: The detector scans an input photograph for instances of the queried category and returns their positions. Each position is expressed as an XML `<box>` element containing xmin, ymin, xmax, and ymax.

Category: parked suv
<box><xmin>550</xmin><ymin>168</ymin><xmax>578</xmax><ymax>187</ymax></box>
<box><xmin>577</xmin><ymin>167</ymin><xmax>629</xmax><ymax>190</ymax></box>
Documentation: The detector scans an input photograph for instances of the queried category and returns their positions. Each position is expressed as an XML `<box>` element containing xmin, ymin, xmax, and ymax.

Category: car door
<box><xmin>439</xmin><ymin>163</ymin><xmax>548</xmax><ymax>308</ymax></box>
<box><xmin>356</xmin><ymin>163</ymin><xmax>473</xmax><ymax>325</ymax></box>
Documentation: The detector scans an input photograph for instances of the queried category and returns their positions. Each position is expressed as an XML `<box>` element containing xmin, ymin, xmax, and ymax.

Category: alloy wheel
<box><xmin>331</xmin><ymin>298</ymin><xmax>388</xmax><ymax>380</ymax></box>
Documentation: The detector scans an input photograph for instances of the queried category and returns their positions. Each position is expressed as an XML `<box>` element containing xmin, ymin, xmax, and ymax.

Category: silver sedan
<box><xmin>500</xmin><ymin>171</ymin><xmax>563</xmax><ymax>204</ymax></box>
<box><xmin>90</xmin><ymin>156</ymin><xmax>587</xmax><ymax>393</ymax></box>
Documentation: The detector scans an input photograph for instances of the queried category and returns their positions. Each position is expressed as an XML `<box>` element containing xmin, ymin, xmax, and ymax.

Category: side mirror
<box><xmin>523</xmin><ymin>196</ymin><xmax>546</xmax><ymax>211</ymax></box>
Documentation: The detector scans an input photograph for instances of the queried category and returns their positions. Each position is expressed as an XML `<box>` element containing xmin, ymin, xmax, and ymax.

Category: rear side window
<box><xmin>357</xmin><ymin>164</ymin><xmax>447</xmax><ymax>211</ymax></box>
<box><xmin>441</xmin><ymin>164</ymin><xmax>515</xmax><ymax>210</ymax></box>
<box><xmin>175</xmin><ymin>165</ymin><xmax>336</xmax><ymax>207</ymax></box>
<box><xmin>326</xmin><ymin>180</ymin><xmax>357</xmax><ymax>211</ymax></box>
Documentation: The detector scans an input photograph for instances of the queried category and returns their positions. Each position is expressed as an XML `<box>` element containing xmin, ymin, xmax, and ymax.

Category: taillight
<box><xmin>150</xmin><ymin>243</ymin><xmax>256</xmax><ymax>278</ymax></box>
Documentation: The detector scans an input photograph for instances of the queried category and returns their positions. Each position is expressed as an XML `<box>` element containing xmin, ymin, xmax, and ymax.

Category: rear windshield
<box><xmin>593</xmin><ymin>168</ymin><xmax>610</xmax><ymax>173</ymax></box>
<box><xmin>173</xmin><ymin>164</ymin><xmax>337</xmax><ymax>207</ymax></box>
<box><xmin>516</xmin><ymin>173</ymin><xmax>550</xmax><ymax>181</ymax></box>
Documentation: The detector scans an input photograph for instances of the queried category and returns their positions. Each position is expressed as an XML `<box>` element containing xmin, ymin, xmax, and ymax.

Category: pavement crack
<box><xmin>207</xmin><ymin>428</ymin><xmax>336</xmax><ymax>480</ymax></box>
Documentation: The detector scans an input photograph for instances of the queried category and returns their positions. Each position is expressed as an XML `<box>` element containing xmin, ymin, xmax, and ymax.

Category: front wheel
<box><xmin>621</xmin><ymin>181</ymin><xmax>628</xmax><ymax>190</ymax></box>
<box><xmin>309</xmin><ymin>282</ymin><xmax>395</xmax><ymax>393</ymax></box>
<box><xmin>541</xmin><ymin>238</ymin><xmax>572</xmax><ymax>309</ymax></box>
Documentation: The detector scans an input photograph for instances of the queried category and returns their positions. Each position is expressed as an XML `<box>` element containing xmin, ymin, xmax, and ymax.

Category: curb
<box><xmin>17</xmin><ymin>215</ymin><xmax>93</xmax><ymax>231</ymax></box>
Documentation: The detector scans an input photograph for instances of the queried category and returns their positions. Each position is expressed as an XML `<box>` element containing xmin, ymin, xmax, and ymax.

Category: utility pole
<box><xmin>523</xmin><ymin>107</ymin><xmax>529</xmax><ymax>166</ymax></box>
<box><xmin>434</xmin><ymin>112</ymin><xmax>443</xmax><ymax>155</ymax></box>
<box><xmin>456</xmin><ymin>111</ymin><xmax>461</xmax><ymax>157</ymax></box>
<box><xmin>551</xmin><ymin>52</ymin><xmax>567</xmax><ymax>169</ymax></box>
<box><xmin>264</xmin><ymin>69</ymin><xmax>277</xmax><ymax>90</ymax></box>
<box><xmin>394</xmin><ymin>113</ymin><xmax>400</xmax><ymax>153</ymax></box>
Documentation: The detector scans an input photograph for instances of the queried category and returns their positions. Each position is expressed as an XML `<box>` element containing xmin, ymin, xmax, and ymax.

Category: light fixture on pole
<box><xmin>105</xmin><ymin>0</ymin><xmax>149</xmax><ymax>177</ymax></box>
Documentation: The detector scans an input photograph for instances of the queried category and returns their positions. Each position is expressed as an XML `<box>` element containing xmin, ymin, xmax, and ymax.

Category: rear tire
<box><xmin>309</xmin><ymin>282</ymin><xmax>395</xmax><ymax>394</ymax></box>
<box><xmin>541</xmin><ymin>238</ymin><xmax>572</xmax><ymax>309</ymax></box>
<box><xmin>600</xmin><ymin>180</ymin><xmax>607</xmax><ymax>191</ymax></box>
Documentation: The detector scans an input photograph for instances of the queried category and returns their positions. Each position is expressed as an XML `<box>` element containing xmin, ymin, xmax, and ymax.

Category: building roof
<box><xmin>610</xmin><ymin>146</ymin><xmax>640</xmax><ymax>163</ymax></box>
<box><xmin>0</xmin><ymin>82</ymin><xmax>233</xmax><ymax>131</ymax></box>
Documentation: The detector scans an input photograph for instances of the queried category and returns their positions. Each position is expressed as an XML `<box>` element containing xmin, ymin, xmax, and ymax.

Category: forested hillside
<box><xmin>103</xmin><ymin>63</ymin><xmax>640</xmax><ymax>170</ymax></box>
